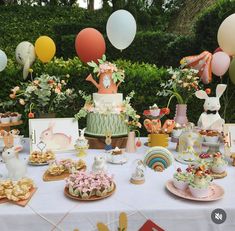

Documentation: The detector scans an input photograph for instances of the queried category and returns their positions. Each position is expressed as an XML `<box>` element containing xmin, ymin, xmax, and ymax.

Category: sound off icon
<box><xmin>211</xmin><ymin>208</ymin><xmax>227</xmax><ymax>224</ymax></box>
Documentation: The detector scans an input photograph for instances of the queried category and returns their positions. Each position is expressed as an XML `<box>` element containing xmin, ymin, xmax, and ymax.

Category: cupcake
<box><xmin>204</xmin><ymin>130</ymin><xmax>219</xmax><ymax>143</ymax></box>
<box><xmin>189</xmin><ymin>166</ymin><xmax>212</xmax><ymax>198</ymax></box>
<box><xmin>0</xmin><ymin>113</ymin><xmax>10</xmax><ymax>124</ymax></box>
<box><xmin>173</xmin><ymin>167</ymin><xmax>193</xmax><ymax>190</ymax></box>
<box><xmin>10</xmin><ymin>112</ymin><xmax>19</xmax><ymax>122</ymax></box>
<box><xmin>211</xmin><ymin>152</ymin><xmax>227</xmax><ymax>174</ymax></box>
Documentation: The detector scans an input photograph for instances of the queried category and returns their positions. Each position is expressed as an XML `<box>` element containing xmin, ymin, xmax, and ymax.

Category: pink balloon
<box><xmin>211</xmin><ymin>51</ymin><xmax>230</xmax><ymax>76</ymax></box>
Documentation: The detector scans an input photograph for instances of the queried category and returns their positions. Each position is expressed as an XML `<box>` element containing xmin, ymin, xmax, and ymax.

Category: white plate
<box><xmin>107</xmin><ymin>157</ymin><xmax>128</xmax><ymax>165</ymax></box>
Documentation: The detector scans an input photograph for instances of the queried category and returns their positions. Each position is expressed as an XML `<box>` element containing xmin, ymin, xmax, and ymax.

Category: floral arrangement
<box><xmin>9</xmin><ymin>73</ymin><xmax>77</xmax><ymax>117</ymax></box>
<box><xmin>157</xmin><ymin>67</ymin><xmax>201</xmax><ymax>105</ymax></box>
<box><xmin>87</xmin><ymin>55</ymin><xmax>125</xmax><ymax>83</ymax></box>
<box><xmin>66</xmin><ymin>171</ymin><xmax>114</xmax><ymax>199</ymax></box>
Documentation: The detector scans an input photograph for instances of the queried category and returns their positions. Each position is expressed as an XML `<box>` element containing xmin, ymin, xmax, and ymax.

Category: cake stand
<box><xmin>202</xmin><ymin>141</ymin><xmax>220</xmax><ymax>155</ymax></box>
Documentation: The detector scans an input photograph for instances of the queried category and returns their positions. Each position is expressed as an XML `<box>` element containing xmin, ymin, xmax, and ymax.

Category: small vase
<box><xmin>174</xmin><ymin>104</ymin><xmax>188</xmax><ymax>125</ymax></box>
<box><xmin>125</xmin><ymin>131</ymin><xmax>136</xmax><ymax>153</ymax></box>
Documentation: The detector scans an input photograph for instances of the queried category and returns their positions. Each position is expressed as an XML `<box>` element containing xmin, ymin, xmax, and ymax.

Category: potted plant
<box><xmin>9</xmin><ymin>73</ymin><xmax>77</xmax><ymax>118</ymax></box>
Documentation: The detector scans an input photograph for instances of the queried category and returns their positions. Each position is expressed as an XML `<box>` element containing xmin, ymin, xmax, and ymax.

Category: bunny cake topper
<box><xmin>195</xmin><ymin>84</ymin><xmax>227</xmax><ymax>132</ymax></box>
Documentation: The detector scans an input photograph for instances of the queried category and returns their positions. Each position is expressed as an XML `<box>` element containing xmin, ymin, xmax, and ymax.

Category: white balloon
<box><xmin>0</xmin><ymin>50</ymin><xmax>7</xmax><ymax>72</ymax></box>
<box><xmin>15</xmin><ymin>41</ymin><xmax>35</xmax><ymax>79</ymax></box>
<box><xmin>106</xmin><ymin>10</ymin><xmax>136</xmax><ymax>50</ymax></box>
<box><xmin>218</xmin><ymin>13</ymin><xmax>235</xmax><ymax>55</ymax></box>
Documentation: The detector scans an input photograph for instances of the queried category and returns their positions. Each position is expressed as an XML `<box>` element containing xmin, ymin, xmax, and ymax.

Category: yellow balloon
<box><xmin>35</xmin><ymin>36</ymin><xmax>56</xmax><ymax>63</ymax></box>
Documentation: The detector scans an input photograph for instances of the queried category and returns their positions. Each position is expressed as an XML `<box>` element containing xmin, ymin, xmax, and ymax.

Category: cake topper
<box><xmin>86</xmin><ymin>55</ymin><xmax>125</xmax><ymax>94</ymax></box>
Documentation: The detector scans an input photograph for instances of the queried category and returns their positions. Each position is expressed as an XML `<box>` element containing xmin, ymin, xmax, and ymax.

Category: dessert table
<box><xmin>0</xmin><ymin>138</ymin><xmax>235</xmax><ymax>231</ymax></box>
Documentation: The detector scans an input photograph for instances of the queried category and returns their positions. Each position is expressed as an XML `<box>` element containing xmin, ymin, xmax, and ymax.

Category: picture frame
<box><xmin>29</xmin><ymin>118</ymin><xmax>79</xmax><ymax>153</ymax></box>
<box><xmin>223</xmin><ymin>123</ymin><xmax>235</xmax><ymax>157</ymax></box>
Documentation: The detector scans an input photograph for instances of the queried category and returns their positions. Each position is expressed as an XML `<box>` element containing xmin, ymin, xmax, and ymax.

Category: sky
<box><xmin>78</xmin><ymin>0</ymin><xmax>103</xmax><ymax>9</ymax></box>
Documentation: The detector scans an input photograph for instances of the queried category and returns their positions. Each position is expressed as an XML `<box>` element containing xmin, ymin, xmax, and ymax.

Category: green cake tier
<box><xmin>85</xmin><ymin>112</ymin><xmax>128</xmax><ymax>137</ymax></box>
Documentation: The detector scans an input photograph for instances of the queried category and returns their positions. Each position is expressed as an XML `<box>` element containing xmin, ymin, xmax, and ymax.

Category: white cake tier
<box><xmin>93</xmin><ymin>93</ymin><xmax>123</xmax><ymax>107</ymax></box>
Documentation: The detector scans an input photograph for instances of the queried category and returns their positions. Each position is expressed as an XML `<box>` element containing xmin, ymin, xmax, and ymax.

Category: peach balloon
<box><xmin>75</xmin><ymin>28</ymin><xmax>106</xmax><ymax>63</ymax></box>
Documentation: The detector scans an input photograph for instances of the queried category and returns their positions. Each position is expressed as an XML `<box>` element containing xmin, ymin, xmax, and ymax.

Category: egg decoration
<box><xmin>144</xmin><ymin>147</ymin><xmax>173</xmax><ymax>172</ymax></box>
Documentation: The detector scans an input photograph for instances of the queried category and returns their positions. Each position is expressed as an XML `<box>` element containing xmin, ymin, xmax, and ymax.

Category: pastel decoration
<box><xmin>15</xmin><ymin>41</ymin><xmax>35</xmax><ymax>79</ymax></box>
<box><xmin>0</xmin><ymin>49</ymin><xmax>7</xmax><ymax>72</ymax></box>
<box><xmin>106</xmin><ymin>10</ymin><xmax>136</xmax><ymax>50</ymax></box>
<box><xmin>144</xmin><ymin>119</ymin><xmax>161</xmax><ymax>134</ymax></box>
<box><xmin>217</xmin><ymin>14</ymin><xmax>235</xmax><ymax>55</ymax></box>
<box><xmin>181</xmin><ymin>51</ymin><xmax>212</xmax><ymax>84</ymax></box>
<box><xmin>35</xmin><ymin>36</ymin><xmax>56</xmax><ymax>63</ymax></box>
<box><xmin>75</xmin><ymin>28</ymin><xmax>106</xmax><ymax>63</ymax></box>
<box><xmin>144</xmin><ymin>147</ymin><xmax>173</xmax><ymax>172</ymax></box>
<box><xmin>212</xmin><ymin>51</ymin><xmax>230</xmax><ymax>76</ymax></box>
<box><xmin>162</xmin><ymin>119</ymin><xmax>175</xmax><ymax>133</ymax></box>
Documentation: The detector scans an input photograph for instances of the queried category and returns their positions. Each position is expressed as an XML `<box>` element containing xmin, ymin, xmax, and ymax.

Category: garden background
<box><xmin>0</xmin><ymin>0</ymin><xmax>235</xmax><ymax>135</ymax></box>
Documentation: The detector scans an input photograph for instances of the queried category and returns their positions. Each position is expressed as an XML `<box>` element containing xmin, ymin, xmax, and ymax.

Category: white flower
<box><xmin>186</xmin><ymin>75</ymin><xmax>192</xmax><ymax>79</ymax></box>
<box><xmin>172</xmin><ymin>74</ymin><xmax>177</xmax><ymax>80</ymax></box>
<box><xmin>178</xmin><ymin>80</ymin><xmax>183</xmax><ymax>83</ymax></box>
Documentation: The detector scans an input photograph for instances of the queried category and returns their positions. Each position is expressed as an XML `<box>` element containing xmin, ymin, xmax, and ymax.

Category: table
<box><xmin>0</xmin><ymin>138</ymin><xmax>235</xmax><ymax>231</ymax></box>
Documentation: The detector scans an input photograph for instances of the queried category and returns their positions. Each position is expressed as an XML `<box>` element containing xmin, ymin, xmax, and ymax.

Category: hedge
<box><xmin>1</xmin><ymin>57</ymin><xmax>234</xmax><ymax>137</ymax></box>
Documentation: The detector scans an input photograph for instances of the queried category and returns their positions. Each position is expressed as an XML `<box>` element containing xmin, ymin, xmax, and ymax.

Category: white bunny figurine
<box><xmin>92</xmin><ymin>156</ymin><xmax>107</xmax><ymax>173</ymax></box>
<box><xmin>79</xmin><ymin>128</ymin><xmax>86</xmax><ymax>139</ymax></box>
<box><xmin>195</xmin><ymin>84</ymin><xmax>227</xmax><ymax>132</ymax></box>
<box><xmin>2</xmin><ymin>147</ymin><xmax>27</xmax><ymax>180</ymax></box>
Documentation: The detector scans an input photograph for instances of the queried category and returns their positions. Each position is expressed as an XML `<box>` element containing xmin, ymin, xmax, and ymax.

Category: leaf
<box><xmin>102</xmin><ymin>54</ymin><xmax>106</xmax><ymax>61</ymax></box>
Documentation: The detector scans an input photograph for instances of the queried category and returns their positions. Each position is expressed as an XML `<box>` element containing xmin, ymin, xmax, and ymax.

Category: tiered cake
<box><xmin>75</xmin><ymin>56</ymin><xmax>137</xmax><ymax>148</ymax></box>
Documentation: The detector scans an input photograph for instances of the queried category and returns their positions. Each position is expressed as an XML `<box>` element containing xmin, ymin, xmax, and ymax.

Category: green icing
<box><xmin>85</xmin><ymin>112</ymin><xmax>128</xmax><ymax>137</ymax></box>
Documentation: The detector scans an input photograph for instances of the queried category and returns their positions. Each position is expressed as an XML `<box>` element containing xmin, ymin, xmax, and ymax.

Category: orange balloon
<box><xmin>75</xmin><ymin>28</ymin><xmax>106</xmax><ymax>63</ymax></box>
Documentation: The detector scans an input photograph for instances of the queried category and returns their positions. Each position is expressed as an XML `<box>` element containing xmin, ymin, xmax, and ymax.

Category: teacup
<box><xmin>13</xmin><ymin>135</ymin><xmax>25</xmax><ymax>151</ymax></box>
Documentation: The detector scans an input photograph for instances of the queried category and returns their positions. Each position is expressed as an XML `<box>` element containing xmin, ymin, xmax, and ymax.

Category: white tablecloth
<box><xmin>0</xmin><ymin>138</ymin><xmax>235</xmax><ymax>231</ymax></box>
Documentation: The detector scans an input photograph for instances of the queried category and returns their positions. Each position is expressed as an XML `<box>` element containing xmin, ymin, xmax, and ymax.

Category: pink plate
<box><xmin>166</xmin><ymin>180</ymin><xmax>224</xmax><ymax>202</ymax></box>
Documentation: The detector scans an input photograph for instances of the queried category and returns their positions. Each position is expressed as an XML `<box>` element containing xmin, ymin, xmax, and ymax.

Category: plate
<box><xmin>174</xmin><ymin>154</ymin><xmax>198</xmax><ymax>165</ymax></box>
<box><xmin>28</xmin><ymin>161</ymin><xmax>49</xmax><ymax>166</ymax></box>
<box><xmin>107</xmin><ymin>157</ymin><xmax>127</xmax><ymax>165</ymax></box>
<box><xmin>166</xmin><ymin>180</ymin><xmax>224</xmax><ymax>202</ymax></box>
<box><xmin>64</xmin><ymin>183</ymin><xmax>116</xmax><ymax>201</ymax></box>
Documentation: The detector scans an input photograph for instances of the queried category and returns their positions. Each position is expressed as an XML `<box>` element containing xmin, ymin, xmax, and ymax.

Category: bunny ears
<box><xmin>195</xmin><ymin>84</ymin><xmax>227</xmax><ymax>99</ymax></box>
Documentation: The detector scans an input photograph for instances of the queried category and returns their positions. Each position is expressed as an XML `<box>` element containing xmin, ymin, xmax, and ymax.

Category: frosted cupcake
<box><xmin>173</xmin><ymin>167</ymin><xmax>193</xmax><ymax>190</ymax></box>
<box><xmin>211</xmin><ymin>152</ymin><xmax>227</xmax><ymax>174</ymax></box>
<box><xmin>189</xmin><ymin>166</ymin><xmax>212</xmax><ymax>198</ymax></box>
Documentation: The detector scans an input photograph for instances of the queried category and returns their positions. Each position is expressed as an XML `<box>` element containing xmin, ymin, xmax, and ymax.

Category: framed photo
<box><xmin>29</xmin><ymin>118</ymin><xmax>79</xmax><ymax>153</ymax></box>
<box><xmin>223</xmin><ymin>123</ymin><xmax>235</xmax><ymax>156</ymax></box>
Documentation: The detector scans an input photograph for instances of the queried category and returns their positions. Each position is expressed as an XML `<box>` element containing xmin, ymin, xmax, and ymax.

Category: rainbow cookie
<box><xmin>144</xmin><ymin>147</ymin><xmax>173</xmax><ymax>172</ymax></box>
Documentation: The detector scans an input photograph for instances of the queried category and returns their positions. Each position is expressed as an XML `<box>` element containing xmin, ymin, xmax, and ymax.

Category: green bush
<box><xmin>193</xmin><ymin>0</ymin><xmax>235</xmax><ymax>52</ymax></box>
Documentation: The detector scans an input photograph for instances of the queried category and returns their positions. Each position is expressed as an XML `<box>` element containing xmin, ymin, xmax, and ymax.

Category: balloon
<box><xmin>181</xmin><ymin>51</ymin><xmax>212</xmax><ymax>84</ymax></box>
<box><xmin>75</xmin><ymin>28</ymin><xmax>106</xmax><ymax>63</ymax></box>
<box><xmin>35</xmin><ymin>36</ymin><xmax>56</xmax><ymax>63</ymax></box>
<box><xmin>229</xmin><ymin>58</ymin><xmax>235</xmax><ymax>84</ymax></box>
<box><xmin>0</xmin><ymin>50</ymin><xmax>7</xmax><ymax>72</ymax></box>
<box><xmin>106</xmin><ymin>10</ymin><xmax>136</xmax><ymax>50</ymax></box>
<box><xmin>218</xmin><ymin>14</ymin><xmax>235</xmax><ymax>55</ymax></box>
<box><xmin>211</xmin><ymin>51</ymin><xmax>230</xmax><ymax>76</ymax></box>
<box><xmin>15</xmin><ymin>41</ymin><xmax>35</xmax><ymax>79</ymax></box>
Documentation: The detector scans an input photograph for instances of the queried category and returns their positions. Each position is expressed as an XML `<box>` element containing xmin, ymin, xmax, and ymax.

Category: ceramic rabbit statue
<box><xmin>2</xmin><ymin>147</ymin><xmax>26</xmax><ymax>180</ymax></box>
<box><xmin>92</xmin><ymin>156</ymin><xmax>107</xmax><ymax>173</ymax></box>
<box><xmin>195</xmin><ymin>84</ymin><xmax>227</xmax><ymax>132</ymax></box>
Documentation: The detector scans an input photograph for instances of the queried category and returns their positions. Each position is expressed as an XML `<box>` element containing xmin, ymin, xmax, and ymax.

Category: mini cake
<box><xmin>66</xmin><ymin>171</ymin><xmax>115</xmax><ymax>199</ymax></box>
<box><xmin>211</xmin><ymin>152</ymin><xmax>227</xmax><ymax>174</ymax></box>
<box><xmin>173</xmin><ymin>167</ymin><xmax>193</xmax><ymax>191</ymax></box>
<box><xmin>107</xmin><ymin>147</ymin><xmax>126</xmax><ymax>164</ymax></box>
<box><xmin>29</xmin><ymin>150</ymin><xmax>55</xmax><ymax>164</ymax></box>
<box><xmin>0</xmin><ymin>113</ymin><xmax>10</xmax><ymax>124</ymax></box>
<box><xmin>189</xmin><ymin>165</ymin><xmax>212</xmax><ymax>198</ymax></box>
